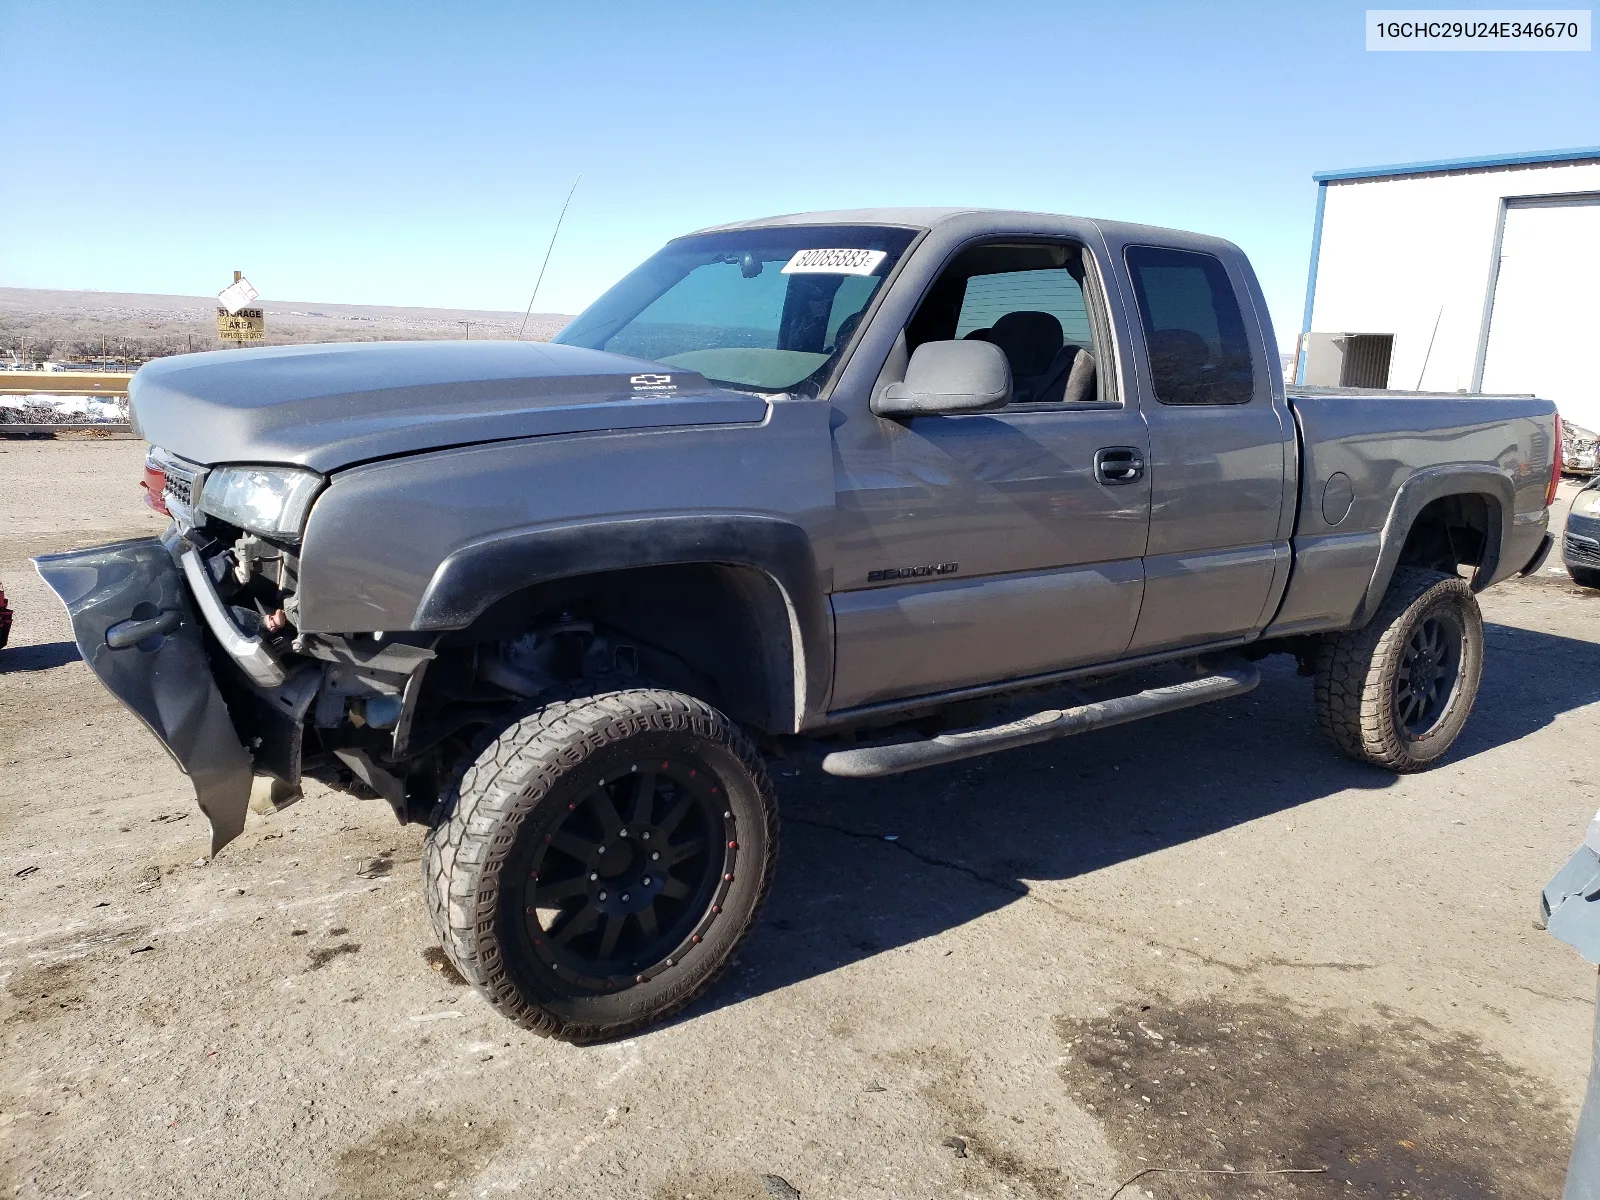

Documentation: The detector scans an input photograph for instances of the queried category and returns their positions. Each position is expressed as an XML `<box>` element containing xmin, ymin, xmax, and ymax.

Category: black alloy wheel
<box><xmin>423</xmin><ymin>688</ymin><xmax>778</xmax><ymax>1041</ymax></box>
<box><xmin>1394</xmin><ymin>611</ymin><xmax>1463</xmax><ymax>739</ymax></box>
<box><xmin>520</xmin><ymin>759</ymin><xmax>731</xmax><ymax>990</ymax></box>
<box><xmin>1313</xmin><ymin>567</ymin><xmax>1484</xmax><ymax>772</ymax></box>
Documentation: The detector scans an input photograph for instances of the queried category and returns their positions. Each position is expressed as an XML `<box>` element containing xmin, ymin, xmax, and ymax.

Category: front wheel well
<box><xmin>442</xmin><ymin>563</ymin><xmax>801</xmax><ymax>734</ymax></box>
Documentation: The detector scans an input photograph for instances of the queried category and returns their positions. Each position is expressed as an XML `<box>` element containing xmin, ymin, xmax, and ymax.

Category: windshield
<box><xmin>554</xmin><ymin>225</ymin><xmax>919</xmax><ymax>394</ymax></box>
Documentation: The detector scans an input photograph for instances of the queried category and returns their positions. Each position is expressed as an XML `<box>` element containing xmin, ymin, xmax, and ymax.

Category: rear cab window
<box><xmin>1123</xmin><ymin>246</ymin><xmax>1255</xmax><ymax>406</ymax></box>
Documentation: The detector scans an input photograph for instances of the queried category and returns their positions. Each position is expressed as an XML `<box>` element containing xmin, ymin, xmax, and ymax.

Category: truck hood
<box><xmin>130</xmin><ymin>340</ymin><xmax>770</xmax><ymax>472</ymax></box>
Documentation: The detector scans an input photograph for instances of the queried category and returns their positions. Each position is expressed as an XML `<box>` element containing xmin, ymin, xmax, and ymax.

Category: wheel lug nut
<box><xmin>651</xmin><ymin>852</ymin><xmax>660</xmax><ymax>861</ymax></box>
<box><xmin>599</xmin><ymin>891</ymin><xmax>608</xmax><ymax>901</ymax></box>
<box><xmin>590</xmin><ymin>873</ymin><xmax>599</xmax><ymax>881</ymax></box>
<box><xmin>641</xmin><ymin>831</ymin><xmax>650</xmax><ymax>840</ymax></box>
<box><xmin>621</xmin><ymin>893</ymin><xmax>631</xmax><ymax>902</ymax></box>
<box><xmin>642</xmin><ymin>876</ymin><xmax>652</xmax><ymax>885</ymax></box>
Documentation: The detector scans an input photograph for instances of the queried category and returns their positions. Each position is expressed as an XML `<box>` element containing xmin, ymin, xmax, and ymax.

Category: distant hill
<box><xmin>0</xmin><ymin>287</ymin><xmax>573</xmax><ymax>362</ymax></box>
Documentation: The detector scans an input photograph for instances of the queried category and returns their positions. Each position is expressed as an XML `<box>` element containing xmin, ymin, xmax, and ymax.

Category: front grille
<box><xmin>163</xmin><ymin>464</ymin><xmax>196</xmax><ymax>509</ymax></box>
<box><xmin>149</xmin><ymin>449</ymin><xmax>207</xmax><ymax>526</ymax></box>
<box><xmin>1565</xmin><ymin>534</ymin><xmax>1600</xmax><ymax>570</ymax></box>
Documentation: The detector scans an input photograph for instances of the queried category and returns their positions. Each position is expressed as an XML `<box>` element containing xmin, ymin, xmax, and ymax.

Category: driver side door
<box><xmin>827</xmin><ymin>237</ymin><xmax>1151</xmax><ymax>711</ymax></box>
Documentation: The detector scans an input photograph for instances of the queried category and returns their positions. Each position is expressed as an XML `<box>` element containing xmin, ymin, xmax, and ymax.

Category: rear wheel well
<box><xmin>1397</xmin><ymin>493</ymin><xmax>1496</xmax><ymax>582</ymax></box>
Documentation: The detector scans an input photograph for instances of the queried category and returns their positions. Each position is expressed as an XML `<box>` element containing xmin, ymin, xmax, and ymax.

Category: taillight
<box><xmin>1547</xmin><ymin>413</ymin><xmax>1564</xmax><ymax>509</ymax></box>
<box><xmin>141</xmin><ymin>452</ymin><xmax>169</xmax><ymax>516</ymax></box>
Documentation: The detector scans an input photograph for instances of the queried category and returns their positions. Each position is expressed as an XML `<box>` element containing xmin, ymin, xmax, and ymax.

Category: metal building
<box><xmin>1297</xmin><ymin>146</ymin><xmax>1600</xmax><ymax>433</ymax></box>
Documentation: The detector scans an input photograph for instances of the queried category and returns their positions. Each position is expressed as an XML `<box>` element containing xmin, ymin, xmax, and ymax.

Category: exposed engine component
<box><xmin>231</xmin><ymin>533</ymin><xmax>284</xmax><ymax>585</ymax></box>
<box><xmin>476</xmin><ymin>616</ymin><xmax>640</xmax><ymax>698</ymax></box>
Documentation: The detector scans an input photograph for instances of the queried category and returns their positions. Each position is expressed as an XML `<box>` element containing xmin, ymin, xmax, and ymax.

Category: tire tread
<box><xmin>1313</xmin><ymin>567</ymin><xmax>1482</xmax><ymax>772</ymax></box>
<box><xmin>422</xmin><ymin>688</ymin><xmax>776</xmax><ymax>1042</ymax></box>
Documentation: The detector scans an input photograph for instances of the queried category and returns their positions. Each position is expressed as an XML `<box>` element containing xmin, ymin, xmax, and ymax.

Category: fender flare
<box><xmin>412</xmin><ymin>513</ymin><xmax>829</xmax><ymax>728</ymax></box>
<box><xmin>1353</xmin><ymin>464</ymin><xmax>1514</xmax><ymax>626</ymax></box>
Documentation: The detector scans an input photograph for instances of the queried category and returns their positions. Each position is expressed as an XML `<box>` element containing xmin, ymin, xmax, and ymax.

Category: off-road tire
<box><xmin>1567</xmin><ymin>564</ymin><xmax>1600</xmax><ymax>590</ymax></box>
<box><xmin>423</xmin><ymin>688</ymin><xmax>777</xmax><ymax>1042</ymax></box>
<box><xmin>1313</xmin><ymin>568</ymin><xmax>1483</xmax><ymax>772</ymax></box>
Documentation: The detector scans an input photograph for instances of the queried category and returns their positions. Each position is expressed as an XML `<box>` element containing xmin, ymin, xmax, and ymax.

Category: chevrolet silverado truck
<box><xmin>36</xmin><ymin>209</ymin><xmax>1558</xmax><ymax>1041</ymax></box>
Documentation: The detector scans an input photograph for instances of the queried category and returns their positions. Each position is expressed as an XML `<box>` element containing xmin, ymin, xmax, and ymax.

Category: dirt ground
<box><xmin>2</xmin><ymin>437</ymin><xmax>1597</xmax><ymax>1200</ymax></box>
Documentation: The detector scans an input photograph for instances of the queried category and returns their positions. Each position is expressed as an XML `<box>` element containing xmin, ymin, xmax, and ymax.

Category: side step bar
<box><xmin>820</xmin><ymin>659</ymin><xmax>1260</xmax><ymax>779</ymax></box>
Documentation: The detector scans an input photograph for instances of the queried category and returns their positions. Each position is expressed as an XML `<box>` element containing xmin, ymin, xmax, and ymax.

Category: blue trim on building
<box><xmin>1314</xmin><ymin>145</ymin><xmax>1600</xmax><ymax>183</ymax></box>
<box><xmin>1296</xmin><ymin>182</ymin><xmax>1328</xmax><ymax>385</ymax></box>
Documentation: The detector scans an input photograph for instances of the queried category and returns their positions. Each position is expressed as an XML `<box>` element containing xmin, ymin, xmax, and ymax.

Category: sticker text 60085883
<box><xmin>780</xmin><ymin>249</ymin><xmax>888</xmax><ymax>276</ymax></box>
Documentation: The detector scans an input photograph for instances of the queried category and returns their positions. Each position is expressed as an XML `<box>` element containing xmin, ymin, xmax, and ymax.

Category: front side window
<box><xmin>906</xmin><ymin>242</ymin><xmax>1105</xmax><ymax>405</ymax></box>
<box><xmin>555</xmin><ymin>225</ymin><xmax>918</xmax><ymax>395</ymax></box>
<box><xmin>1123</xmin><ymin>245</ymin><xmax>1255</xmax><ymax>406</ymax></box>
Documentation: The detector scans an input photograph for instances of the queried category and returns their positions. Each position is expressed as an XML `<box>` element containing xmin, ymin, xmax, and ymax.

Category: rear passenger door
<box><xmin>1117</xmin><ymin>244</ymin><xmax>1293</xmax><ymax>654</ymax></box>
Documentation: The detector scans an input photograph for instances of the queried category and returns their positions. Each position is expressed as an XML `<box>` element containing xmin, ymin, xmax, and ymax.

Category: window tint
<box><xmin>954</xmin><ymin>269</ymin><xmax>1093</xmax><ymax>348</ymax></box>
<box><xmin>1123</xmin><ymin>246</ymin><xmax>1255</xmax><ymax>406</ymax></box>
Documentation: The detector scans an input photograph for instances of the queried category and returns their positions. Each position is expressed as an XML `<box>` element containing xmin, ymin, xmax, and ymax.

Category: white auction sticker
<box><xmin>780</xmin><ymin>248</ymin><xmax>888</xmax><ymax>276</ymax></box>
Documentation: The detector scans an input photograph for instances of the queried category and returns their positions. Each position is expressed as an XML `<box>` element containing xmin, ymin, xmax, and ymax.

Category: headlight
<box><xmin>199</xmin><ymin>465</ymin><xmax>323</xmax><ymax>539</ymax></box>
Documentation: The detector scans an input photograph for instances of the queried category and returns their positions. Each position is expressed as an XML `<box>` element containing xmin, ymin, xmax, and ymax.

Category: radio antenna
<box><xmin>519</xmin><ymin>176</ymin><xmax>580</xmax><ymax>339</ymax></box>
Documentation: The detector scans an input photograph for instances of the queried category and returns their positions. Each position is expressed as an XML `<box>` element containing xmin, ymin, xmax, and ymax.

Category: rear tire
<box><xmin>1313</xmin><ymin>568</ymin><xmax>1483</xmax><ymax>772</ymax></box>
<box><xmin>423</xmin><ymin>688</ymin><xmax>777</xmax><ymax>1042</ymax></box>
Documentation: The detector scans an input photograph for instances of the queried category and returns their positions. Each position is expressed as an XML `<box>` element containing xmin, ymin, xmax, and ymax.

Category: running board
<box><xmin>820</xmin><ymin>659</ymin><xmax>1260</xmax><ymax>779</ymax></box>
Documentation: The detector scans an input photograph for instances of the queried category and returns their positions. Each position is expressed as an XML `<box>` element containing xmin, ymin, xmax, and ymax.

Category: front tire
<box><xmin>423</xmin><ymin>688</ymin><xmax>777</xmax><ymax>1042</ymax></box>
<box><xmin>1313</xmin><ymin>568</ymin><xmax>1484</xmax><ymax>772</ymax></box>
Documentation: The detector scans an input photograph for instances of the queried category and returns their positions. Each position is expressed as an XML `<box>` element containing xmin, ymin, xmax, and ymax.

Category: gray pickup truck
<box><xmin>37</xmin><ymin>208</ymin><xmax>1558</xmax><ymax>1041</ymax></box>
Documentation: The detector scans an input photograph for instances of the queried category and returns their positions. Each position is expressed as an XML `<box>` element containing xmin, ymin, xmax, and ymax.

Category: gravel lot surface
<box><xmin>2</xmin><ymin>438</ymin><xmax>1597</xmax><ymax>1199</ymax></box>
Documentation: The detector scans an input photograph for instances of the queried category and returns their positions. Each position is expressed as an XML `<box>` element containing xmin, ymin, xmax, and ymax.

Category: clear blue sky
<box><xmin>1</xmin><ymin>0</ymin><xmax>1595</xmax><ymax>348</ymax></box>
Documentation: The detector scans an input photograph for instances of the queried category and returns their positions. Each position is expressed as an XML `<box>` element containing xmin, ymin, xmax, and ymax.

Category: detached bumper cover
<box><xmin>33</xmin><ymin>536</ymin><xmax>254</xmax><ymax>853</ymax></box>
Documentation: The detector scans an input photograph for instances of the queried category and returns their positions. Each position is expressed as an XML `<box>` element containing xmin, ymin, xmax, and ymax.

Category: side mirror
<box><xmin>873</xmin><ymin>340</ymin><xmax>1012</xmax><ymax>417</ymax></box>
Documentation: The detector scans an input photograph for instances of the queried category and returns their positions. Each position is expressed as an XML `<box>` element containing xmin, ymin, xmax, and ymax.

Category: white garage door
<box><xmin>1480</xmin><ymin>196</ymin><xmax>1600</xmax><ymax>431</ymax></box>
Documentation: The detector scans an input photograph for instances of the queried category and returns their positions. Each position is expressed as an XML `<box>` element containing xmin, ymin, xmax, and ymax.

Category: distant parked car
<box><xmin>0</xmin><ymin>581</ymin><xmax>11</xmax><ymax>650</ymax></box>
<box><xmin>1566</xmin><ymin>478</ymin><xmax>1600</xmax><ymax>588</ymax></box>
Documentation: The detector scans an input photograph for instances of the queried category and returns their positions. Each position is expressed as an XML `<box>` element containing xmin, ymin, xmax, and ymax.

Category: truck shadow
<box><xmin>0</xmin><ymin>640</ymin><xmax>81</xmax><ymax>673</ymax></box>
<box><xmin>691</xmin><ymin>622</ymin><xmax>1600</xmax><ymax>1018</ymax></box>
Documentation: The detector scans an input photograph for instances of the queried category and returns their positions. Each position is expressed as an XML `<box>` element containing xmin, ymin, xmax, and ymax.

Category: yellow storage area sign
<box><xmin>217</xmin><ymin>307</ymin><xmax>265</xmax><ymax>342</ymax></box>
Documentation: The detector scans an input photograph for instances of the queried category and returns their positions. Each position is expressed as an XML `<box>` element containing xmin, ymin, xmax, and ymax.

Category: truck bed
<box><xmin>1269</xmin><ymin>386</ymin><xmax>1556</xmax><ymax>636</ymax></box>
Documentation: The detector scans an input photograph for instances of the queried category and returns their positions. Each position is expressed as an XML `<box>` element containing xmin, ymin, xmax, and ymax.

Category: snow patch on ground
<box><xmin>0</xmin><ymin>394</ymin><xmax>128</xmax><ymax>423</ymax></box>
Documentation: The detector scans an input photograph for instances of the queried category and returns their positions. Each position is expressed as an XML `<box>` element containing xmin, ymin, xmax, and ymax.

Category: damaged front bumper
<box><xmin>33</xmin><ymin>533</ymin><xmax>274</xmax><ymax>853</ymax></box>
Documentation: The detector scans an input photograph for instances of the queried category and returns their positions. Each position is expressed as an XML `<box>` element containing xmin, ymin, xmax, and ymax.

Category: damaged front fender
<box><xmin>33</xmin><ymin>537</ymin><xmax>254</xmax><ymax>853</ymax></box>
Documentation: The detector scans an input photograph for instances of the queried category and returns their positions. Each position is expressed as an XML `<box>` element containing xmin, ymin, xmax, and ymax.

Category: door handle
<box><xmin>1094</xmin><ymin>446</ymin><xmax>1145</xmax><ymax>486</ymax></box>
<box><xmin>106</xmin><ymin>609</ymin><xmax>182</xmax><ymax>650</ymax></box>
